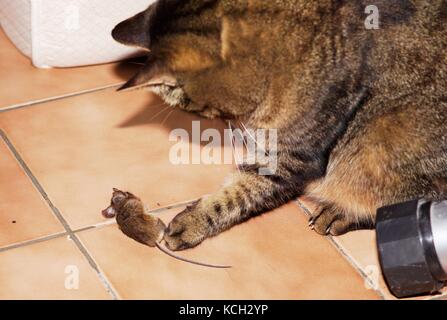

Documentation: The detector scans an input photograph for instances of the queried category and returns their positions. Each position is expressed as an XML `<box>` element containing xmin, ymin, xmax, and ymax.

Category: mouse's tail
<box><xmin>155</xmin><ymin>242</ymin><xmax>232</xmax><ymax>269</ymax></box>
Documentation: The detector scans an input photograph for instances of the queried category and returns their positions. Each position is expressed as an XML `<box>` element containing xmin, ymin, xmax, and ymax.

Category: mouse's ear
<box><xmin>125</xmin><ymin>192</ymin><xmax>140</xmax><ymax>200</ymax></box>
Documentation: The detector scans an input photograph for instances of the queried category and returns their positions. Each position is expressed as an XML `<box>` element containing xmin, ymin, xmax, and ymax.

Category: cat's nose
<box><xmin>102</xmin><ymin>206</ymin><xmax>117</xmax><ymax>219</ymax></box>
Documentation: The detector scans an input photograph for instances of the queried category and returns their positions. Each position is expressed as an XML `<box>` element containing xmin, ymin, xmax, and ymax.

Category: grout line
<box><xmin>71</xmin><ymin>234</ymin><xmax>122</xmax><ymax>300</ymax></box>
<box><xmin>0</xmin><ymin>83</ymin><xmax>124</xmax><ymax>113</ymax></box>
<box><xmin>148</xmin><ymin>198</ymin><xmax>201</xmax><ymax>214</ymax></box>
<box><xmin>0</xmin><ymin>231</ymin><xmax>68</xmax><ymax>253</ymax></box>
<box><xmin>294</xmin><ymin>199</ymin><xmax>387</xmax><ymax>300</ymax></box>
<box><xmin>0</xmin><ymin>129</ymin><xmax>119</xmax><ymax>300</ymax></box>
<box><xmin>74</xmin><ymin>220</ymin><xmax>118</xmax><ymax>234</ymax></box>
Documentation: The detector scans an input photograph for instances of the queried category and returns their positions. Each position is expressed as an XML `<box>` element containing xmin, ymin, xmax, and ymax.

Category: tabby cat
<box><xmin>112</xmin><ymin>0</ymin><xmax>447</xmax><ymax>251</ymax></box>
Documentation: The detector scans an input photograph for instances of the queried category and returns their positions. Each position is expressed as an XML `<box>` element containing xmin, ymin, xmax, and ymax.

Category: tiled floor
<box><xmin>0</xmin><ymin>139</ymin><xmax>63</xmax><ymax>247</ymax></box>
<box><xmin>0</xmin><ymin>27</ymin><xmax>445</xmax><ymax>300</ymax></box>
<box><xmin>0</xmin><ymin>29</ymin><xmax>138</xmax><ymax>110</ymax></box>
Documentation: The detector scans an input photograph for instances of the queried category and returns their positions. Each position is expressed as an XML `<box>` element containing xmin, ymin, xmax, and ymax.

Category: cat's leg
<box><xmin>306</xmin><ymin>100</ymin><xmax>447</xmax><ymax>236</ymax></box>
<box><xmin>163</xmin><ymin>169</ymin><xmax>299</xmax><ymax>251</ymax></box>
<box><xmin>164</xmin><ymin>87</ymin><xmax>372</xmax><ymax>250</ymax></box>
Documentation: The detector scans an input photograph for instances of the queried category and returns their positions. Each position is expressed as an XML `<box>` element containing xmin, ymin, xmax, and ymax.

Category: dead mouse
<box><xmin>103</xmin><ymin>189</ymin><xmax>231</xmax><ymax>269</ymax></box>
<box><xmin>102</xmin><ymin>188</ymin><xmax>165</xmax><ymax>247</ymax></box>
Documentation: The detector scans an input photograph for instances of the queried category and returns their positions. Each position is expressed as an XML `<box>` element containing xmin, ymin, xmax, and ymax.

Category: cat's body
<box><xmin>113</xmin><ymin>0</ymin><xmax>447</xmax><ymax>250</ymax></box>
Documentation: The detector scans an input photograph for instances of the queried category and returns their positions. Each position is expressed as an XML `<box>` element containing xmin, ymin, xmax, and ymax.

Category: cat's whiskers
<box><xmin>239</xmin><ymin>121</ymin><xmax>271</xmax><ymax>157</ymax></box>
<box><xmin>227</xmin><ymin>120</ymin><xmax>242</xmax><ymax>173</ymax></box>
<box><xmin>231</xmin><ymin>122</ymin><xmax>249</xmax><ymax>150</ymax></box>
<box><xmin>160</xmin><ymin>108</ymin><xmax>176</xmax><ymax>126</ymax></box>
<box><xmin>148</xmin><ymin>101</ymin><xmax>169</xmax><ymax>109</ymax></box>
<box><xmin>149</xmin><ymin>104</ymin><xmax>174</xmax><ymax>122</ymax></box>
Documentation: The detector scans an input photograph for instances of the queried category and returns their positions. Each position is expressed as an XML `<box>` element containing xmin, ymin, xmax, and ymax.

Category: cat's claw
<box><xmin>309</xmin><ymin>206</ymin><xmax>353</xmax><ymax>236</ymax></box>
<box><xmin>308</xmin><ymin>216</ymin><xmax>316</xmax><ymax>226</ymax></box>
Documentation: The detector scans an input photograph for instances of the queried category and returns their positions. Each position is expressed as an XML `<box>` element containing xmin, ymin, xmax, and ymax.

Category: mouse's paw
<box><xmin>308</xmin><ymin>206</ymin><xmax>353</xmax><ymax>236</ymax></box>
<box><xmin>164</xmin><ymin>204</ymin><xmax>211</xmax><ymax>251</ymax></box>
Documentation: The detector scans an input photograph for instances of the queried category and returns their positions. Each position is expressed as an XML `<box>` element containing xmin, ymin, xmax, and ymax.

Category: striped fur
<box><xmin>113</xmin><ymin>0</ymin><xmax>447</xmax><ymax>250</ymax></box>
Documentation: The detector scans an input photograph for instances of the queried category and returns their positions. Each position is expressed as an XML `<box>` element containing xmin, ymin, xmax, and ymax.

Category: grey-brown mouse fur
<box><xmin>102</xmin><ymin>188</ymin><xmax>165</xmax><ymax>247</ymax></box>
<box><xmin>102</xmin><ymin>189</ymin><xmax>231</xmax><ymax>269</ymax></box>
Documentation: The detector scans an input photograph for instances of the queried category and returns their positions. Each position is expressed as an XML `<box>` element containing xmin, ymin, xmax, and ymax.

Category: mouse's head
<box><xmin>102</xmin><ymin>188</ymin><xmax>139</xmax><ymax>218</ymax></box>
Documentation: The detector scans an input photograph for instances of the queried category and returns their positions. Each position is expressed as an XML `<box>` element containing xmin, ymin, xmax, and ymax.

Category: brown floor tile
<box><xmin>0</xmin><ymin>28</ymin><xmax>138</xmax><ymax>109</ymax></box>
<box><xmin>334</xmin><ymin>230</ymin><xmax>447</xmax><ymax>300</ymax></box>
<box><xmin>0</xmin><ymin>237</ymin><xmax>111</xmax><ymax>299</ymax></box>
<box><xmin>0</xmin><ymin>89</ymin><xmax>234</xmax><ymax>228</ymax></box>
<box><xmin>0</xmin><ymin>139</ymin><xmax>63</xmax><ymax>247</ymax></box>
<box><xmin>79</xmin><ymin>203</ymin><xmax>379</xmax><ymax>299</ymax></box>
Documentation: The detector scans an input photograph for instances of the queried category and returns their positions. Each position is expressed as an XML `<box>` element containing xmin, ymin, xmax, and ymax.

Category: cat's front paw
<box><xmin>309</xmin><ymin>206</ymin><xmax>353</xmax><ymax>236</ymax></box>
<box><xmin>164</xmin><ymin>204</ymin><xmax>211</xmax><ymax>251</ymax></box>
<box><xmin>308</xmin><ymin>205</ymin><xmax>376</xmax><ymax>236</ymax></box>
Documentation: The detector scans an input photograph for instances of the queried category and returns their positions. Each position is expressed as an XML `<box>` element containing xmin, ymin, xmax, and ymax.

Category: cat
<box><xmin>112</xmin><ymin>0</ymin><xmax>447</xmax><ymax>251</ymax></box>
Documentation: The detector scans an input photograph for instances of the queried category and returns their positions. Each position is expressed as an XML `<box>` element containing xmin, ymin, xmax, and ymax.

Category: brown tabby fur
<box><xmin>112</xmin><ymin>0</ymin><xmax>447</xmax><ymax>250</ymax></box>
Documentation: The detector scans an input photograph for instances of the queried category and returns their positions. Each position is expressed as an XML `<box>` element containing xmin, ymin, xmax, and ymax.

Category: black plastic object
<box><xmin>376</xmin><ymin>199</ymin><xmax>447</xmax><ymax>298</ymax></box>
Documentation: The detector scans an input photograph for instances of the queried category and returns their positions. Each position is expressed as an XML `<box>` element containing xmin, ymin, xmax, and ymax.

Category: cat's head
<box><xmin>112</xmin><ymin>0</ymin><xmax>278</xmax><ymax>119</ymax></box>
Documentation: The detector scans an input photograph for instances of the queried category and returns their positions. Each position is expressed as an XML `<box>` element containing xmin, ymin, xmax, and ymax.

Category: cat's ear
<box><xmin>112</xmin><ymin>0</ymin><xmax>183</xmax><ymax>50</ymax></box>
<box><xmin>112</xmin><ymin>10</ymin><xmax>152</xmax><ymax>50</ymax></box>
<box><xmin>118</xmin><ymin>57</ymin><xmax>177</xmax><ymax>91</ymax></box>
